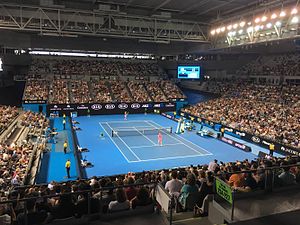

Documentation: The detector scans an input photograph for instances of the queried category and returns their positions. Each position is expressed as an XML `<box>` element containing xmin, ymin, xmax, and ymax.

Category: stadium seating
<box><xmin>184</xmin><ymin>81</ymin><xmax>300</xmax><ymax>149</ymax></box>
<box><xmin>237</xmin><ymin>53</ymin><xmax>300</xmax><ymax>77</ymax></box>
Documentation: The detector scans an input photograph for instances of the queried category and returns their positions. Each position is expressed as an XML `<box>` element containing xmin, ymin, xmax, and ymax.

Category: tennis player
<box><xmin>158</xmin><ymin>131</ymin><xmax>163</xmax><ymax>146</ymax></box>
<box><xmin>124</xmin><ymin>111</ymin><xmax>128</xmax><ymax>120</ymax></box>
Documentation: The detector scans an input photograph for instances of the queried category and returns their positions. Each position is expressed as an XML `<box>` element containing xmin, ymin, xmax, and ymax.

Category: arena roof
<box><xmin>4</xmin><ymin>0</ymin><xmax>296</xmax><ymax>24</ymax></box>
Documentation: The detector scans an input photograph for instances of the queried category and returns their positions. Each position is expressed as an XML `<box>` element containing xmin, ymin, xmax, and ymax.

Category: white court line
<box><xmin>146</xmin><ymin>120</ymin><xmax>212</xmax><ymax>156</ymax></box>
<box><xmin>105</xmin><ymin>120</ymin><xmax>152</xmax><ymax>124</ymax></box>
<box><xmin>133</xmin><ymin>127</ymin><xmax>157</xmax><ymax>146</ymax></box>
<box><xmin>130</xmin><ymin>142</ymin><xmax>183</xmax><ymax>149</ymax></box>
<box><xmin>109</xmin><ymin>126</ymin><xmax>154</xmax><ymax>129</ymax></box>
<box><xmin>127</xmin><ymin>153</ymin><xmax>206</xmax><ymax>163</ymax></box>
<box><xmin>105</xmin><ymin>122</ymin><xmax>141</xmax><ymax>161</ymax></box>
<box><xmin>98</xmin><ymin>122</ymin><xmax>130</xmax><ymax>163</ymax></box>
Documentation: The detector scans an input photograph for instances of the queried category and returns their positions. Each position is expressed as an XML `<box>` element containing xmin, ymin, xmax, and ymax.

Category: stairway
<box><xmin>143</xmin><ymin>82</ymin><xmax>154</xmax><ymax>101</ymax></box>
<box><xmin>124</xmin><ymin>82</ymin><xmax>134</xmax><ymax>100</ymax></box>
<box><xmin>105</xmin><ymin>81</ymin><xmax>116</xmax><ymax>101</ymax></box>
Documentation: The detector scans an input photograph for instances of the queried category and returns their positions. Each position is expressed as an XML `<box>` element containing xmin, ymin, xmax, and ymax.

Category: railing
<box><xmin>0</xmin><ymin>182</ymin><xmax>157</xmax><ymax>225</ymax></box>
<box><xmin>68</xmin><ymin>116</ymin><xmax>84</xmax><ymax>179</ymax></box>
<box><xmin>213</xmin><ymin>163</ymin><xmax>300</xmax><ymax>222</ymax></box>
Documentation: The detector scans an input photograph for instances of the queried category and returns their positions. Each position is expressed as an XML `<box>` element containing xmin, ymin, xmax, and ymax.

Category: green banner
<box><xmin>215</xmin><ymin>178</ymin><xmax>233</xmax><ymax>204</ymax></box>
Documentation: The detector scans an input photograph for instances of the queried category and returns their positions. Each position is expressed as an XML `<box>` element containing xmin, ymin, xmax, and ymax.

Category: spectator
<box><xmin>108</xmin><ymin>188</ymin><xmax>130</xmax><ymax>212</ymax></box>
<box><xmin>165</xmin><ymin>171</ymin><xmax>183</xmax><ymax>196</ymax></box>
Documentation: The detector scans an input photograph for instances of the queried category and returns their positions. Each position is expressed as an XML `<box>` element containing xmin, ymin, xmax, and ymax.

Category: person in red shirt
<box><xmin>158</xmin><ymin>131</ymin><xmax>163</xmax><ymax>146</ymax></box>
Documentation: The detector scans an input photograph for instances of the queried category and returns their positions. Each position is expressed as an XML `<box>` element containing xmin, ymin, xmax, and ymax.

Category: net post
<box><xmin>111</xmin><ymin>129</ymin><xmax>113</xmax><ymax>137</ymax></box>
<box><xmin>170</xmin><ymin>127</ymin><xmax>172</xmax><ymax>133</ymax></box>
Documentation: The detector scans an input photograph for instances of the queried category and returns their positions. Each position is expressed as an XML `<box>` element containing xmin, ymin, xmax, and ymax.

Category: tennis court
<box><xmin>100</xmin><ymin>120</ymin><xmax>212</xmax><ymax>163</ymax></box>
<box><xmin>73</xmin><ymin>114</ymin><xmax>259</xmax><ymax>178</ymax></box>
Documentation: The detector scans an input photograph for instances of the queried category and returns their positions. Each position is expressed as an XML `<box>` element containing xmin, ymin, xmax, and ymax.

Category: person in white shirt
<box><xmin>108</xmin><ymin>188</ymin><xmax>130</xmax><ymax>212</ymax></box>
<box><xmin>165</xmin><ymin>171</ymin><xmax>183</xmax><ymax>197</ymax></box>
<box><xmin>208</xmin><ymin>159</ymin><xmax>218</xmax><ymax>172</ymax></box>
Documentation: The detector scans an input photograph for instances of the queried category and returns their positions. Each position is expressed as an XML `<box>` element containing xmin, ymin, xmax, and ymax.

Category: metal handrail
<box><xmin>0</xmin><ymin>182</ymin><xmax>157</xmax><ymax>204</ymax></box>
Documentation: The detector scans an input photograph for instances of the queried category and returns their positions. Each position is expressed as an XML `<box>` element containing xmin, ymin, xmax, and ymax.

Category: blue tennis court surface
<box><xmin>100</xmin><ymin>120</ymin><xmax>211</xmax><ymax>163</ymax></box>
<box><xmin>75</xmin><ymin>114</ymin><xmax>258</xmax><ymax>177</ymax></box>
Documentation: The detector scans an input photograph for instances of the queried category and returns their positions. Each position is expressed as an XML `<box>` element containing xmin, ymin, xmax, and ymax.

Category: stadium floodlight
<box><xmin>240</xmin><ymin>21</ymin><xmax>246</xmax><ymax>27</ymax></box>
<box><xmin>261</xmin><ymin>16</ymin><xmax>267</xmax><ymax>22</ymax></box>
<box><xmin>255</xmin><ymin>17</ymin><xmax>261</xmax><ymax>23</ymax></box>
<box><xmin>271</xmin><ymin>13</ymin><xmax>277</xmax><ymax>19</ymax></box>
<box><xmin>275</xmin><ymin>21</ymin><xmax>282</xmax><ymax>27</ymax></box>
<box><xmin>216</xmin><ymin>28</ymin><xmax>221</xmax><ymax>33</ymax></box>
<box><xmin>255</xmin><ymin>25</ymin><xmax>260</xmax><ymax>31</ymax></box>
<box><xmin>291</xmin><ymin>8</ymin><xmax>298</xmax><ymax>15</ymax></box>
<box><xmin>228</xmin><ymin>31</ymin><xmax>236</xmax><ymax>37</ymax></box>
<box><xmin>210</xmin><ymin>30</ymin><xmax>216</xmax><ymax>35</ymax></box>
<box><xmin>280</xmin><ymin>11</ymin><xmax>286</xmax><ymax>17</ymax></box>
<box><xmin>247</xmin><ymin>22</ymin><xmax>252</xmax><ymax>25</ymax></box>
<box><xmin>291</xmin><ymin>16</ymin><xmax>299</xmax><ymax>24</ymax></box>
<box><xmin>238</xmin><ymin>29</ymin><xmax>243</xmax><ymax>34</ymax></box>
<box><xmin>247</xmin><ymin>26</ymin><xmax>253</xmax><ymax>32</ymax></box>
<box><xmin>233</xmin><ymin>23</ymin><xmax>238</xmax><ymax>29</ymax></box>
<box><xmin>227</xmin><ymin>24</ymin><xmax>233</xmax><ymax>30</ymax></box>
<box><xmin>221</xmin><ymin>27</ymin><xmax>226</xmax><ymax>32</ymax></box>
<box><xmin>266</xmin><ymin>23</ymin><xmax>273</xmax><ymax>28</ymax></box>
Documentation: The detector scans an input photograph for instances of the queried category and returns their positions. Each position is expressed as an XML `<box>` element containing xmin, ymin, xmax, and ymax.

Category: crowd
<box><xmin>127</xmin><ymin>81</ymin><xmax>152</xmax><ymax>102</ymax></box>
<box><xmin>1</xmin><ymin>153</ymin><xmax>299</xmax><ymax>224</ymax></box>
<box><xmin>160</xmin><ymin>80</ymin><xmax>186</xmax><ymax>99</ymax></box>
<box><xmin>49</xmin><ymin>80</ymin><xmax>70</xmax><ymax>104</ymax></box>
<box><xmin>23</xmin><ymin>79</ymin><xmax>185</xmax><ymax>104</ymax></box>
<box><xmin>146</xmin><ymin>81</ymin><xmax>168</xmax><ymax>102</ymax></box>
<box><xmin>91</xmin><ymin>80</ymin><xmax>113</xmax><ymax>103</ymax></box>
<box><xmin>0</xmin><ymin>111</ymin><xmax>49</xmax><ymax>195</ymax></box>
<box><xmin>183</xmin><ymin>80</ymin><xmax>300</xmax><ymax>149</ymax></box>
<box><xmin>29</xmin><ymin>57</ymin><xmax>162</xmax><ymax>77</ymax></box>
<box><xmin>0</xmin><ymin>106</ymin><xmax>19</xmax><ymax>134</ymax></box>
<box><xmin>70</xmin><ymin>81</ymin><xmax>93</xmax><ymax>104</ymax></box>
<box><xmin>23</xmin><ymin>80</ymin><xmax>48</xmax><ymax>101</ymax></box>
<box><xmin>237</xmin><ymin>53</ymin><xmax>300</xmax><ymax>76</ymax></box>
<box><xmin>108</xmin><ymin>81</ymin><xmax>132</xmax><ymax>102</ymax></box>
<box><xmin>117</xmin><ymin>61</ymin><xmax>163</xmax><ymax>77</ymax></box>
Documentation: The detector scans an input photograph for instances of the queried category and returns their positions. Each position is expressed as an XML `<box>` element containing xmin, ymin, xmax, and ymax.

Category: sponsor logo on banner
<box><xmin>118</xmin><ymin>103</ymin><xmax>128</xmax><ymax>109</ymax></box>
<box><xmin>235</xmin><ymin>143</ymin><xmax>246</xmax><ymax>150</ymax></box>
<box><xmin>262</xmin><ymin>140</ymin><xmax>272</xmax><ymax>146</ymax></box>
<box><xmin>180</xmin><ymin>113</ymin><xmax>185</xmax><ymax>116</ymax></box>
<box><xmin>63</xmin><ymin>104</ymin><xmax>75</xmax><ymax>111</ymax></box>
<box><xmin>105</xmin><ymin>104</ymin><xmax>115</xmax><ymax>109</ymax></box>
<box><xmin>77</xmin><ymin>105</ymin><xmax>88</xmax><ymax>110</ymax></box>
<box><xmin>154</xmin><ymin>103</ymin><xmax>161</xmax><ymax>108</ymax></box>
<box><xmin>251</xmin><ymin>136</ymin><xmax>261</xmax><ymax>143</ymax></box>
<box><xmin>221</xmin><ymin>137</ymin><xmax>250</xmax><ymax>152</ymax></box>
<box><xmin>131</xmin><ymin>103</ymin><xmax>140</xmax><ymax>109</ymax></box>
<box><xmin>236</xmin><ymin>131</ymin><xmax>246</xmax><ymax>137</ymax></box>
<box><xmin>91</xmin><ymin>104</ymin><xmax>103</xmax><ymax>110</ymax></box>
<box><xmin>50</xmin><ymin>105</ymin><xmax>62</xmax><ymax>111</ymax></box>
<box><xmin>142</xmin><ymin>104</ymin><xmax>150</xmax><ymax>108</ymax></box>
<box><xmin>280</xmin><ymin>146</ymin><xmax>300</xmax><ymax>156</ymax></box>
<box><xmin>221</xmin><ymin>137</ymin><xmax>233</xmax><ymax>145</ymax></box>
<box><xmin>225</xmin><ymin>128</ymin><xmax>233</xmax><ymax>132</ymax></box>
<box><xmin>165</xmin><ymin>103</ymin><xmax>175</xmax><ymax>107</ymax></box>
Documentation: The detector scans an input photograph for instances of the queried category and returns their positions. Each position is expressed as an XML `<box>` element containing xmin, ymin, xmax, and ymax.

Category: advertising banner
<box><xmin>180</xmin><ymin>111</ymin><xmax>300</xmax><ymax>157</ymax></box>
<box><xmin>220</xmin><ymin>136</ymin><xmax>251</xmax><ymax>152</ymax></box>
<box><xmin>47</xmin><ymin>101</ymin><xmax>176</xmax><ymax>116</ymax></box>
<box><xmin>215</xmin><ymin>177</ymin><xmax>233</xmax><ymax>204</ymax></box>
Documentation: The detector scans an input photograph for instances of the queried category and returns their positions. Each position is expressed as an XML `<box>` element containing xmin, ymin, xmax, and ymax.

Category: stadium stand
<box><xmin>1</xmin><ymin>1</ymin><xmax>300</xmax><ymax>225</ymax></box>
<box><xmin>183</xmin><ymin>80</ymin><xmax>300</xmax><ymax>149</ymax></box>
<box><xmin>237</xmin><ymin>53</ymin><xmax>300</xmax><ymax>77</ymax></box>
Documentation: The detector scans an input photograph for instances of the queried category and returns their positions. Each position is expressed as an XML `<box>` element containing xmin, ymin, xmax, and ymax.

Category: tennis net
<box><xmin>111</xmin><ymin>127</ymin><xmax>172</xmax><ymax>137</ymax></box>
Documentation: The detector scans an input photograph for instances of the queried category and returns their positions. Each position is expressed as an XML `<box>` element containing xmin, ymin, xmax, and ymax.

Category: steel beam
<box><xmin>0</xmin><ymin>3</ymin><xmax>208</xmax><ymax>43</ymax></box>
